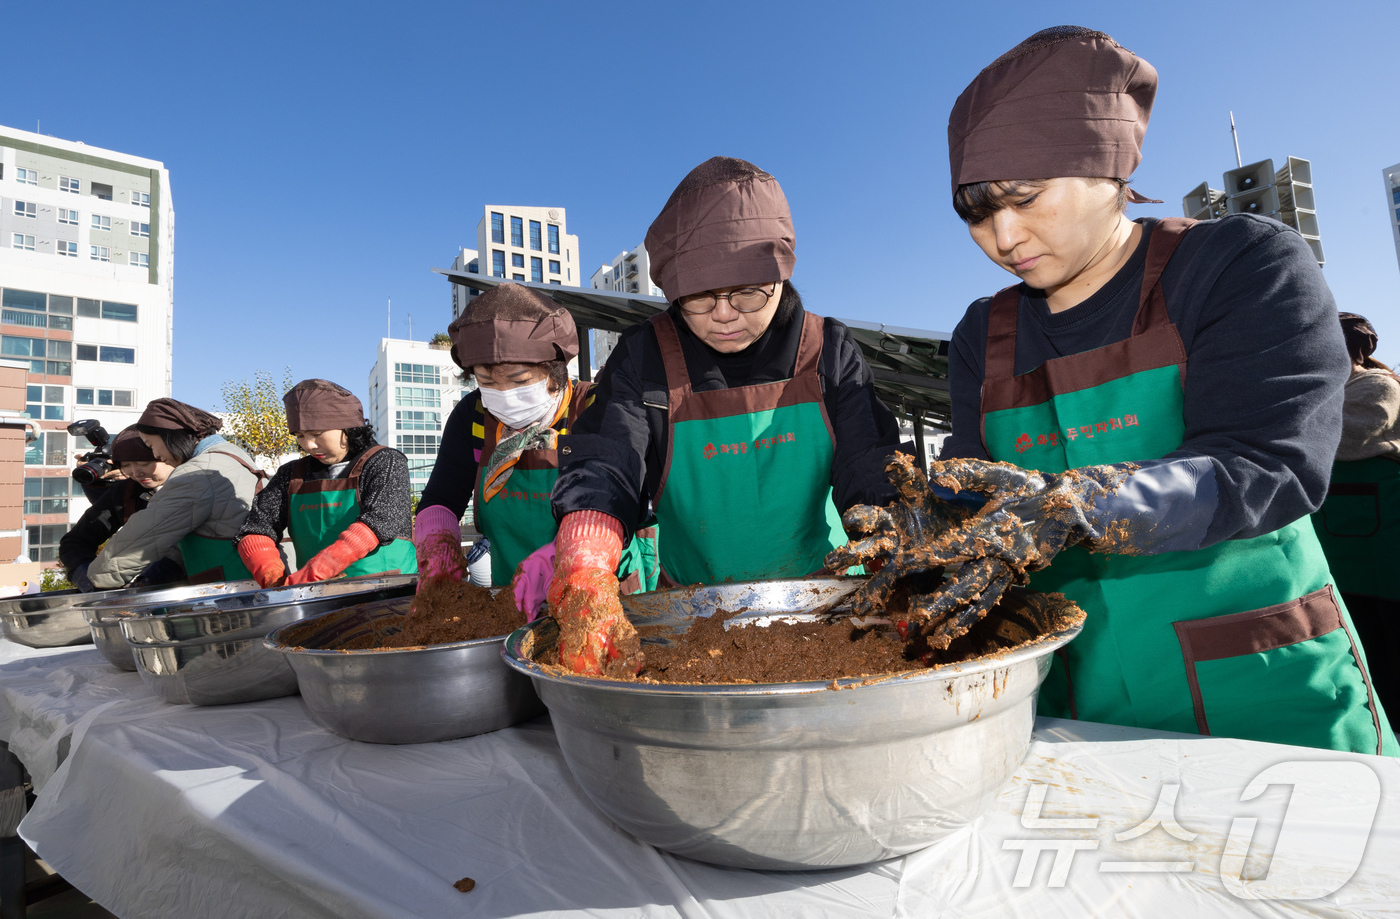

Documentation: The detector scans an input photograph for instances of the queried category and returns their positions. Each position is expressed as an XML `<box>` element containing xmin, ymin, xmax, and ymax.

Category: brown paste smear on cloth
<box><xmin>324</xmin><ymin>581</ymin><xmax>525</xmax><ymax>650</ymax></box>
<box><xmin>532</xmin><ymin>586</ymin><xmax>1083</xmax><ymax>684</ymax></box>
<box><xmin>453</xmin><ymin>877</ymin><xmax>476</xmax><ymax>893</ymax></box>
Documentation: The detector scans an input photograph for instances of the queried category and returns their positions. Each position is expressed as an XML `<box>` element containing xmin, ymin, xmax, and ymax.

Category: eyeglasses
<box><xmin>678</xmin><ymin>284</ymin><xmax>777</xmax><ymax>315</ymax></box>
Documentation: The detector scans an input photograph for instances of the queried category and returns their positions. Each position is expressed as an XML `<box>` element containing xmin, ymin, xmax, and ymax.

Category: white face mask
<box><xmin>479</xmin><ymin>380</ymin><xmax>555</xmax><ymax>430</ymax></box>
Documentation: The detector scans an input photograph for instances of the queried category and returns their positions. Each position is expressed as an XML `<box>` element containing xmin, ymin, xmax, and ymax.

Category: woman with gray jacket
<box><xmin>88</xmin><ymin>399</ymin><xmax>265</xmax><ymax>588</ymax></box>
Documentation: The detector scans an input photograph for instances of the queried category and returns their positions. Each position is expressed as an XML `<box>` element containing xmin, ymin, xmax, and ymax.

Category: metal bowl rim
<box><xmin>502</xmin><ymin>618</ymin><xmax>1082</xmax><ymax>697</ymax></box>
<box><xmin>263</xmin><ymin>619</ymin><xmax>511</xmax><ymax>657</ymax></box>
<box><xmin>114</xmin><ymin>577</ymin><xmax>417</xmax><ymax>626</ymax></box>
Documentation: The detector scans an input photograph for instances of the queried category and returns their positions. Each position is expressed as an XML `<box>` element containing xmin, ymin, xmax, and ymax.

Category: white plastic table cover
<box><xmin>1</xmin><ymin>638</ymin><xmax>1398</xmax><ymax>919</ymax></box>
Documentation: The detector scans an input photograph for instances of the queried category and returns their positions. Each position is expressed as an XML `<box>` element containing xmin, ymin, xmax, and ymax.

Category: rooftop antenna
<box><xmin>1229</xmin><ymin>111</ymin><xmax>1243</xmax><ymax>168</ymax></box>
<box><xmin>387</xmin><ymin>297</ymin><xmax>391</xmax><ymax>340</ymax></box>
<box><xmin>408</xmin><ymin>314</ymin><xmax>413</xmax><ymax>342</ymax></box>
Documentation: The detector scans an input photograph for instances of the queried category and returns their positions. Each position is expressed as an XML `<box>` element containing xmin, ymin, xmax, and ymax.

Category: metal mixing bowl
<box><xmin>263</xmin><ymin>594</ymin><xmax>543</xmax><ymax>744</ymax></box>
<box><xmin>0</xmin><ymin>582</ymin><xmax>223</xmax><ymax>649</ymax></box>
<box><xmin>502</xmin><ymin>578</ymin><xmax>1081</xmax><ymax>871</ymax></box>
<box><xmin>120</xmin><ymin>576</ymin><xmax>416</xmax><ymax>705</ymax></box>
<box><xmin>76</xmin><ymin>581</ymin><xmax>259</xmax><ymax>671</ymax></box>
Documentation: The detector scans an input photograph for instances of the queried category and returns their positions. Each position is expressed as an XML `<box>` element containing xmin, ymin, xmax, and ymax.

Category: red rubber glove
<box><xmin>548</xmin><ymin>510</ymin><xmax>640</xmax><ymax>674</ymax></box>
<box><xmin>287</xmin><ymin>522</ymin><xmax>380</xmax><ymax>585</ymax></box>
<box><xmin>237</xmin><ymin>535</ymin><xmax>286</xmax><ymax>588</ymax></box>
<box><xmin>413</xmin><ymin>504</ymin><xmax>465</xmax><ymax>583</ymax></box>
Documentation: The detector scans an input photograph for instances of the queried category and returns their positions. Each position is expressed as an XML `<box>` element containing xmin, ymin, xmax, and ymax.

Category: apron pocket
<box><xmin>1320</xmin><ymin>483</ymin><xmax>1382</xmax><ymax>537</ymax></box>
<box><xmin>1173</xmin><ymin>586</ymin><xmax>1385</xmax><ymax>753</ymax></box>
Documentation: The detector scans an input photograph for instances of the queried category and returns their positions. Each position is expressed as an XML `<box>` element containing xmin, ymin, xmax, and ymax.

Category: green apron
<box><xmin>475</xmin><ymin>383</ymin><xmax>657</xmax><ymax>593</ymax></box>
<box><xmin>178</xmin><ymin>445</ymin><xmax>262</xmax><ymax>584</ymax></box>
<box><xmin>649</xmin><ymin>311</ymin><xmax>847</xmax><ymax>585</ymax></box>
<box><xmin>1313</xmin><ymin>455</ymin><xmax>1400</xmax><ymax>602</ymax></box>
<box><xmin>286</xmin><ymin>446</ymin><xmax>417</xmax><ymax>579</ymax></box>
<box><xmin>980</xmin><ymin>217</ymin><xmax>1395</xmax><ymax>755</ymax></box>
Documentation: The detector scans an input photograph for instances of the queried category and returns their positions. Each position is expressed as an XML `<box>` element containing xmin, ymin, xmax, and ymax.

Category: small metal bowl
<box><xmin>0</xmin><ymin>582</ymin><xmax>226</xmax><ymax>649</ymax></box>
<box><xmin>121</xmin><ymin>576</ymin><xmax>417</xmax><ymax>705</ymax></box>
<box><xmin>264</xmin><ymin>594</ymin><xmax>543</xmax><ymax>744</ymax></box>
<box><xmin>503</xmin><ymin>578</ymin><xmax>1082</xmax><ymax>871</ymax></box>
<box><xmin>77</xmin><ymin>581</ymin><xmax>259</xmax><ymax>671</ymax></box>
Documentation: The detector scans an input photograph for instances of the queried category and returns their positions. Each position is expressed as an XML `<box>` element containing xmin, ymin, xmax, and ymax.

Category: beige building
<box><xmin>1386</xmin><ymin>162</ymin><xmax>1400</xmax><ymax>275</ymax></box>
<box><xmin>475</xmin><ymin>206</ymin><xmax>579</xmax><ymax>288</ymax></box>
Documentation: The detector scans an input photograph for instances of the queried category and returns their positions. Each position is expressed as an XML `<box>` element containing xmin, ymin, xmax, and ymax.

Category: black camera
<box><xmin>69</xmin><ymin>419</ymin><xmax>114</xmax><ymax>486</ymax></box>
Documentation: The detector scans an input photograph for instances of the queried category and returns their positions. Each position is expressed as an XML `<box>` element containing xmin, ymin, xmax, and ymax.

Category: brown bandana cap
<box><xmin>450</xmin><ymin>283</ymin><xmax>579</xmax><ymax>370</ymax></box>
<box><xmin>110</xmin><ymin>426</ymin><xmax>157</xmax><ymax>464</ymax></box>
<box><xmin>138</xmin><ymin>398</ymin><xmax>223</xmax><ymax>437</ymax></box>
<box><xmin>645</xmin><ymin>156</ymin><xmax>796</xmax><ymax>302</ymax></box>
<box><xmin>948</xmin><ymin>26</ymin><xmax>1161</xmax><ymax>203</ymax></box>
<box><xmin>283</xmin><ymin>379</ymin><xmax>366</xmax><ymax>433</ymax></box>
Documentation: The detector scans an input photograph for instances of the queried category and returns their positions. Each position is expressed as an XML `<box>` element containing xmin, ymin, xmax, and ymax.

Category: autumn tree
<box><xmin>220</xmin><ymin>369</ymin><xmax>298</xmax><ymax>467</ymax></box>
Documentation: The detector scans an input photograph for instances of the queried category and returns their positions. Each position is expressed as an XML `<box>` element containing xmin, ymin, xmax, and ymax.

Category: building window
<box><xmin>102</xmin><ymin>301</ymin><xmax>137</xmax><ymax>321</ymax></box>
<box><xmin>131</xmin><ymin>191</ymin><xmax>150</xmax><ymax>207</ymax></box>
<box><xmin>511</xmin><ymin>253</ymin><xmax>524</xmax><ymax>268</ymax></box>
<box><xmin>395</xmin><ymin>410</ymin><xmax>441</xmax><ymax>431</ymax></box>
<box><xmin>549</xmin><ymin>260</ymin><xmax>560</xmax><ymax>275</ymax></box>
<box><xmin>91</xmin><ymin>215</ymin><xmax>111</xmax><ymax>231</ymax></box>
<box><xmin>512</xmin><ymin>274</ymin><xmax>524</xmax><ymax>281</ymax></box>
<box><xmin>395</xmin><ymin>386</ymin><xmax>441</xmax><ymax>408</ymax></box>
<box><xmin>89</xmin><ymin>246</ymin><xmax>110</xmax><ymax>262</ymax></box>
<box><xmin>491</xmin><ymin>212</ymin><xmax>504</xmax><ymax>244</ymax></box>
<box><xmin>58</xmin><ymin>208</ymin><xmax>79</xmax><ymax>226</ymax></box>
<box><xmin>24</xmin><ymin>431</ymin><xmax>69</xmax><ymax>467</ymax></box>
<box><xmin>75</xmin><ymin>344</ymin><xmax>132</xmax><ymax>363</ymax></box>
<box><xmin>531</xmin><ymin>257</ymin><xmax>543</xmax><ymax>282</ymax></box>
<box><xmin>59</xmin><ymin>176</ymin><xmax>80</xmax><ymax>194</ymax></box>
<box><xmin>128</xmin><ymin>252</ymin><xmax>149</xmax><ymax>267</ymax></box>
<box><xmin>24</xmin><ymin>477</ymin><xmax>72</xmax><ymax>516</ymax></box>
<box><xmin>76</xmin><ymin>388</ymin><xmax>134</xmax><ymax>407</ymax></box>
<box><xmin>529</xmin><ymin>220</ymin><xmax>542</xmax><ymax>251</ymax></box>
<box><xmin>393</xmin><ymin>363</ymin><xmax>438</xmax><ymax>384</ymax></box>
<box><xmin>491</xmin><ymin>250</ymin><xmax>505</xmax><ymax>278</ymax></box>
<box><xmin>130</xmin><ymin>221</ymin><xmax>149</xmax><ymax>238</ymax></box>
<box><xmin>91</xmin><ymin>182</ymin><xmax>113</xmax><ymax>201</ymax></box>
<box><xmin>11</xmin><ymin>234</ymin><xmax>35</xmax><ymax>251</ymax></box>
<box><xmin>16</xmin><ymin>167</ymin><xmax>37</xmax><ymax>185</ymax></box>
<box><xmin>56</xmin><ymin>241</ymin><xmax>77</xmax><ymax>258</ymax></box>
<box><xmin>25</xmin><ymin>385</ymin><xmax>65</xmax><ymax>421</ymax></box>
<box><xmin>13</xmin><ymin>201</ymin><xmax>36</xmax><ymax>218</ymax></box>
<box><xmin>548</xmin><ymin>225</ymin><xmax>560</xmax><ymax>254</ymax></box>
<box><xmin>25</xmin><ymin>524</ymin><xmax>70</xmax><ymax>563</ymax></box>
<box><xmin>396</xmin><ymin>434</ymin><xmax>441</xmax><ymax>454</ymax></box>
<box><xmin>510</xmin><ymin>216</ymin><xmax>523</xmax><ymax>247</ymax></box>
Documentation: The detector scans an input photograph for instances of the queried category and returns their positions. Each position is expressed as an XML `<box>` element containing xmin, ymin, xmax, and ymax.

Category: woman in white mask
<box><xmin>414</xmin><ymin>283</ymin><xmax>657</xmax><ymax>611</ymax></box>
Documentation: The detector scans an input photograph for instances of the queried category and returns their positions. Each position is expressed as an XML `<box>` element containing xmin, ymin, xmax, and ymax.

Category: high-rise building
<box><xmin>0</xmin><ymin>126</ymin><xmax>174</xmax><ymax>562</ymax></box>
<box><xmin>476</xmin><ymin>206</ymin><xmax>579</xmax><ymax>287</ymax></box>
<box><xmin>588</xmin><ymin>242</ymin><xmax>664</xmax><ymax>372</ymax></box>
<box><xmin>449</xmin><ymin>247</ymin><xmax>481</xmax><ymax>323</ymax></box>
<box><xmin>366</xmin><ymin>338</ymin><xmax>471</xmax><ymax>499</ymax></box>
<box><xmin>1385</xmin><ymin>162</ymin><xmax>1400</xmax><ymax>275</ymax></box>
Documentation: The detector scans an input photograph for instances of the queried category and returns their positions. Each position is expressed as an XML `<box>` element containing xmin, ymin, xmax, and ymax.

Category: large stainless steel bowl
<box><xmin>263</xmin><ymin>595</ymin><xmax>543</xmax><ymax>744</ymax></box>
<box><xmin>0</xmin><ymin>582</ymin><xmax>224</xmax><ymax>649</ymax></box>
<box><xmin>502</xmin><ymin>578</ymin><xmax>1081</xmax><ymax>871</ymax></box>
<box><xmin>121</xmin><ymin>576</ymin><xmax>417</xmax><ymax>705</ymax></box>
<box><xmin>76</xmin><ymin>581</ymin><xmax>259</xmax><ymax>671</ymax></box>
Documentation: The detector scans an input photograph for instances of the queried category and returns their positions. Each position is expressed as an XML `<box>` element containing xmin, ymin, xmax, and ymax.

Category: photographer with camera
<box><xmin>69</xmin><ymin>418</ymin><xmax>125</xmax><ymax>504</ymax></box>
<box><xmin>60</xmin><ymin>426</ymin><xmax>185</xmax><ymax>591</ymax></box>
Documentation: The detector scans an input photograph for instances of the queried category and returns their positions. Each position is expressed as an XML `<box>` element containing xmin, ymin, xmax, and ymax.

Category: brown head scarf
<box><xmin>449</xmin><ymin>283</ymin><xmax>579</xmax><ymax>370</ymax></box>
<box><xmin>948</xmin><ymin>26</ymin><xmax>1160</xmax><ymax>202</ymax></box>
<box><xmin>138</xmin><ymin>398</ymin><xmax>222</xmax><ymax>437</ymax></box>
<box><xmin>283</xmin><ymin>379</ymin><xmax>365</xmax><ymax>433</ymax></box>
<box><xmin>644</xmin><ymin>157</ymin><xmax>796</xmax><ymax>302</ymax></box>
<box><xmin>1339</xmin><ymin>313</ymin><xmax>1380</xmax><ymax>366</ymax></box>
<box><xmin>110</xmin><ymin>426</ymin><xmax>157</xmax><ymax>464</ymax></box>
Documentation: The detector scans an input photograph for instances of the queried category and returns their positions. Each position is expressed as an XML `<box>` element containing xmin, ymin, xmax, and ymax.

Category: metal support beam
<box><xmin>578</xmin><ymin>326</ymin><xmax>592</xmax><ymax>383</ymax></box>
<box><xmin>913</xmin><ymin>418</ymin><xmax>927</xmax><ymax>470</ymax></box>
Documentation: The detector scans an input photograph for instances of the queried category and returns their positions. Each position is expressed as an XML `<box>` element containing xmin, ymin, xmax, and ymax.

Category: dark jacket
<box><xmin>60</xmin><ymin>479</ymin><xmax>152</xmax><ymax>575</ymax></box>
<box><xmin>551</xmin><ymin>304</ymin><xmax>906</xmax><ymax>538</ymax></box>
<box><xmin>237</xmin><ymin>446</ymin><xmax>413</xmax><ymax>546</ymax></box>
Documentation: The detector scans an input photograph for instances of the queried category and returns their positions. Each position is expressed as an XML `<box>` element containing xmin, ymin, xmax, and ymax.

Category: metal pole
<box><xmin>913</xmin><ymin>417</ymin><xmax>928</xmax><ymax>471</ymax></box>
<box><xmin>578</xmin><ymin>326</ymin><xmax>592</xmax><ymax>383</ymax></box>
<box><xmin>1230</xmin><ymin>111</ymin><xmax>1243</xmax><ymax>168</ymax></box>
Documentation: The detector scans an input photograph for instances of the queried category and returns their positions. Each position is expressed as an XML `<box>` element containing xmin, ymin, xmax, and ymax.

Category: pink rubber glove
<box><xmin>512</xmin><ymin>542</ymin><xmax>556</xmax><ymax>621</ymax></box>
<box><xmin>414</xmin><ymin>505</ymin><xmax>465</xmax><ymax>582</ymax></box>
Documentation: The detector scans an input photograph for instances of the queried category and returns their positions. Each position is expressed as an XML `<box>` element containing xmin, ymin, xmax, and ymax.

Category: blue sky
<box><xmin>5</xmin><ymin>0</ymin><xmax>1397</xmax><ymax>410</ymax></box>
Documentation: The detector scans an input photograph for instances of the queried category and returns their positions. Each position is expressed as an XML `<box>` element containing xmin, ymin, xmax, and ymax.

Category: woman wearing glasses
<box><xmin>547</xmin><ymin>156</ymin><xmax>904</xmax><ymax>673</ymax></box>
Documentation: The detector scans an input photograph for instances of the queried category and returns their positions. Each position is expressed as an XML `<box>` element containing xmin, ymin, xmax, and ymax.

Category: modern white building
<box><xmin>449</xmin><ymin>247</ymin><xmax>481</xmax><ymax>323</ymax></box>
<box><xmin>366</xmin><ymin>338</ymin><xmax>472</xmax><ymax>499</ymax></box>
<box><xmin>587</xmin><ymin>242</ymin><xmax>664</xmax><ymax>371</ymax></box>
<box><xmin>475</xmin><ymin>206</ymin><xmax>579</xmax><ymax>287</ymax></box>
<box><xmin>1385</xmin><ymin>163</ymin><xmax>1400</xmax><ymax>275</ymax></box>
<box><xmin>0</xmin><ymin>126</ymin><xmax>173</xmax><ymax>562</ymax></box>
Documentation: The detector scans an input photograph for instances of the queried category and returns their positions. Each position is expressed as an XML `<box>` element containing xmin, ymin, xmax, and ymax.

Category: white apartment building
<box><xmin>449</xmin><ymin>247</ymin><xmax>481</xmax><ymax>322</ymax></box>
<box><xmin>588</xmin><ymin>242</ymin><xmax>664</xmax><ymax>372</ymax></box>
<box><xmin>1386</xmin><ymin>162</ymin><xmax>1400</xmax><ymax>275</ymax></box>
<box><xmin>476</xmin><ymin>206</ymin><xmax>579</xmax><ymax>287</ymax></box>
<box><xmin>0</xmin><ymin>126</ymin><xmax>173</xmax><ymax>562</ymax></box>
<box><xmin>366</xmin><ymin>338</ymin><xmax>472</xmax><ymax>499</ymax></box>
